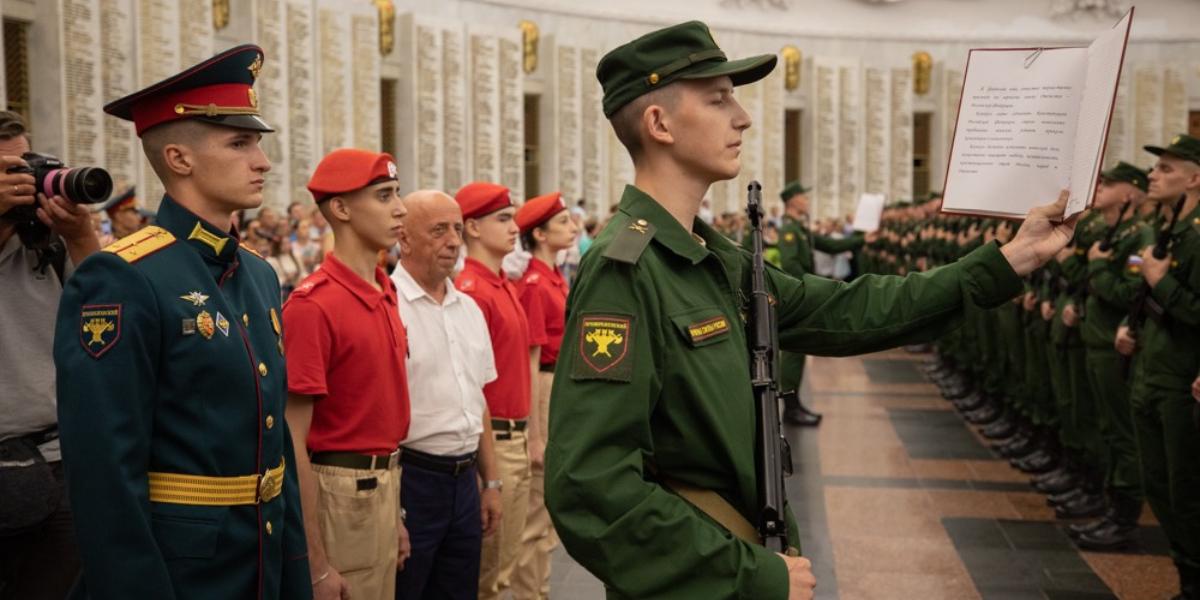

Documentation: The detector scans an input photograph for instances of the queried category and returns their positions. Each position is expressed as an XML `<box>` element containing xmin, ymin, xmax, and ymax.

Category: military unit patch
<box><xmin>572</xmin><ymin>314</ymin><xmax>634</xmax><ymax>382</ymax></box>
<box><xmin>1126</xmin><ymin>254</ymin><xmax>1143</xmax><ymax>275</ymax></box>
<box><xmin>783</xmin><ymin>232</ymin><xmax>796</xmax><ymax>243</ymax></box>
<box><xmin>196</xmin><ymin>310</ymin><xmax>216</xmax><ymax>340</ymax></box>
<box><xmin>79</xmin><ymin>304</ymin><xmax>121</xmax><ymax>358</ymax></box>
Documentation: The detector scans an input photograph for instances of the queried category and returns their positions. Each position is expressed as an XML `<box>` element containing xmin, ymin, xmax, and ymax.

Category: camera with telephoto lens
<box><xmin>6</xmin><ymin>152</ymin><xmax>113</xmax><ymax>205</ymax></box>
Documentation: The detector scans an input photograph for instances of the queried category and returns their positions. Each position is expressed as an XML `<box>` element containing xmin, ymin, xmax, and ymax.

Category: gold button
<box><xmin>258</xmin><ymin>362</ymin><xmax>268</xmax><ymax>377</ymax></box>
<box><xmin>243</xmin><ymin>314</ymin><xmax>249</xmax><ymax>326</ymax></box>
<box><xmin>265</xmin><ymin>520</ymin><xmax>273</xmax><ymax>535</ymax></box>
<box><xmin>265</xmin><ymin>414</ymin><xmax>275</xmax><ymax>430</ymax></box>
<box><xmin>648</xmin><ymin>73</ymin><xmax>659</xmax><ymax>85</ymax></box>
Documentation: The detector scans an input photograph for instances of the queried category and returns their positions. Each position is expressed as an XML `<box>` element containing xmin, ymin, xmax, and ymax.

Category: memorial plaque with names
<box><xmin>556</xmin><ymin>45</ymin><xmax>581</xmax><ymax>203</ymax></box>
<box><xmin>61</xmin><ymin>0</ymin><xmax>103</xmax><ymax>169</ymax></box>
<box><xmin>414</xmin><ymin>22</ymin><xmax>444</xmax><ymax>190</ymax></box>
<box><xmin>838</xmin><ymin>65</ymin><xmax>862</xmax><ymax>216</ymax></box>
<box><xmin>256</xmin><ymin>0</ymin><xmax>288</xmax><ymax>211</ymax></box>
<box><xmin>1163</xmin><ymin>66</ymin><xmax>1187</xmax><ymax>141</ymax></box>
<box><xmin>735</xmin><ymin>76</ymin><xmax>762</xmax><ymax>206</ymax></box>
<box><xmin>100</xmin><ymin>0</ymin><xmax>138</xmax><ymax>189</ymax></box>
<box><xmin>581</xmin><ymin>48</ymin><xmax>604</xmax><ymax>209</ymax></box>
<box><xmin>352</xmin><ymin>14</ymin><xmax>381</xmax><ymax>151</ymax></box>
<box><xmin>1133</xmin><ymin>67</ymin><xmax>1162</xmax><ymax>156</ymax></box>
<box><xmin>813</xmin><ymin>60</ymin><xmax>840</xmax><ymax>219</ymax></box>
<box><xmin>443</xmin><ymin>29</ymin><xmax>468</xmax><ymax>192</ymax></box>
<box><xmin>760</xmin><ymin>66</ymin><xmax>784</xmax><ymax>212</ymax></box>
<box><xmin>178</xmin><ymin>0</ymin><xmax>213</xmax><ymax>69</ymax></box>
<box><xmin>607</xmin><ymin>124</ymin><xmax>633</xmax><ymax>215</ymax></box>
<box><xmin>499</xmin><ymin>36</ymin><xmax>524</xmax><ymax>202</ymax></box>
<box><xmin>138</xmin><ymin>0</ymin><xmax>181</xmax><ymax>209</ymax></box>
<box><xmin>319</xmin><ymin>9</ymin><xmax>350</xmax><ymax>155</ymax></box>
<box><xmin>943</xmin><ymin>68</ymin><xmax>964</xmax><ymax>151</ymax></box>
<box><xmin>890</xmin><ymin>68</ymin><xmax>913</xmax><ymax>202</ymax></box>
<box><xmin>1104</xmin><ymin>75</ymin><xmax>1131</xmax><ymax>166</ymax></box>
<box><xmin>864</xmin><ymin>67</ymin><xmax>890</xmax><ymax>196</ymax></box>
<box><xmin>287</xmin><ymin>0</ymin><xmax>316</xmax><ymax>204</ymax></box>
<box><xmin>470</xmin><ymin>34</ymin><xmax>501</xmax><ymax>184</ymax></box>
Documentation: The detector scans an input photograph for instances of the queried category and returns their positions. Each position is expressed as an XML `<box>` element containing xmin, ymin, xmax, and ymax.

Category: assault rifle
<box><xmin>1123</xmin><ymin>194</ymin><xmax>1186</xmax><ymax>377</ymax></box>
<box><xmin>746</xmin><ymin>181</ymin><xmax>793</xmax><ymax>554</ymax></box>
<box><xmin>1077</xmin><ymin>200</ymin><xmax>1133</xmax><ymax>320</ymax></box>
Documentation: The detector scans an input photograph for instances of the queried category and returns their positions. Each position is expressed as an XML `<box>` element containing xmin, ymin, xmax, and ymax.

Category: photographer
<box><xmin>0</xmin><ymin>110</ymin><xmax>99</xmax><ymax>599</ymax></box>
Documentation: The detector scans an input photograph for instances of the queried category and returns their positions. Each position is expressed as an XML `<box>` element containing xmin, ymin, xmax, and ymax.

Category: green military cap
<box><xmin>597</xmin><ymin>21</ymin><xmax>777</xmax><ymax>118</ymax></box>
<box><xmin>779</xmin><ymin>180</ymin><xmax>810</xmax><ymax>201</ymax></box>
<box><xmin>1100</xmin><ymin>161</ymin><xmax>1150</xmax><ymax>192</ymax></box>
<box><xmin>1144</xmin><ymin>133</ymin><xmax>1200</xmax><ymax>166</ymax></box>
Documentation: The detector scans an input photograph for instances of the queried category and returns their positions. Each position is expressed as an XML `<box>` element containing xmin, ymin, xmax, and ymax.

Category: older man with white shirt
<box><xmin>392</xmin><ymin>190</ymin><xmax>504</xmax><ymax>600</ymax></box>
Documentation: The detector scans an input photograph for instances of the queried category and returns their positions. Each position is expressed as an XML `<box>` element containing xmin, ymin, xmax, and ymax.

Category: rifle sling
<box><xmin>645</xmin><ymin>462</ymin><xmax>762</xmax><ymax>545</ymax></box>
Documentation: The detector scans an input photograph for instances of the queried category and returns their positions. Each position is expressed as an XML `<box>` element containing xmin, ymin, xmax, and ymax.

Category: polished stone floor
<box><xmin>539</xmin><ymin>350</ymin><xmax>1177</xmax><ymax>599</ymax></box>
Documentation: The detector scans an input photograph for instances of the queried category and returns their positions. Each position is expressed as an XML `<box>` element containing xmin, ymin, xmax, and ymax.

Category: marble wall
<box><xmin>7</xmin><ymin>0</ymin><xmax>1199</xmax><ymax>218</ymax></box>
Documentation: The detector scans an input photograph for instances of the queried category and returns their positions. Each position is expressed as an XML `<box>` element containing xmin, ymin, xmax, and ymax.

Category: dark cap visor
<box><xmin>678</xmin><ymin>54</ymin><xmax>778</xmax><ymax>87</ymax></box>
<box><xmin>194</xmin><ymin>114</ymin><xmax>275</xmax><ymax>133</ymax></box>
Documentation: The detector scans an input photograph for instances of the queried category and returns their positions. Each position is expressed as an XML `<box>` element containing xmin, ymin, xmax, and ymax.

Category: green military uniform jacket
<box><xmin>773</xmin><ymin>215</ymin><xmax>863</xmax><ymax>278</ymax></box>
<box><xmin>545</xmin><ymin>185</ymin><xmax>1024</xmax><ymax>600</ymax></box>
<box><xmin>1083</xmin><ymin>217</ymin><xmax>1153</xmax><ymax>348</ymax></box>
<box><xmin>54</xmin><ymin>195</ymin><xmax>310</xmax><ymax>600</ymax></box>
<box><xmin>1133</xmin><ymin>203</ymin><xmax>1200</xmax><ymax>393</ymax></box>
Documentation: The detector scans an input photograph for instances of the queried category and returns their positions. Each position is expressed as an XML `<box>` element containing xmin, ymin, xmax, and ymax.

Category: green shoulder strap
<box><xmin>602</xmin><ymin>218</ymin><xmax>657</xmax><ymax>264</ymax></box>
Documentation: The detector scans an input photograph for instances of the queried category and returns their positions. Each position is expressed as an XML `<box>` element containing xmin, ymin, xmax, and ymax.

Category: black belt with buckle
<box><xmin>490</xmin><ymin>418</ymin><xmax>527</xmax><ymax>432</ymax></box>
<box><xmin>310</xmin><ymin>448</ymin><xmax>401</xmax><ymax>471</ymax></box>
<box><xmin>401</xmin><ymin>447</ymin><xmax>478</xmax><ymax>476</ymax></box>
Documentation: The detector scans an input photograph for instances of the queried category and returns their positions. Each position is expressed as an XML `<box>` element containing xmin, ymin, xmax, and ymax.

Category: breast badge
<box><xmin>196</xmin><ymin>310</ymin><xmax>216</xmax><ymax>340</ymax></box>
<box><xmin>215</xmin><ymin>312</ymin><xmax>230</xmax><ymax>337</ymax></box>
<box><xmin>79</xmin><ymin>304</ymin><xmax>122</xmax><ymax>358</ymax></box>
<box><xmin>572</xmin><ymin>314</ymin><xmax>634</xmax><ymax>382</ymax></box>
<box><xmin>179</xmin><ymin>291</ymin><xmax>209</xmax><ymax>306</ymax></box>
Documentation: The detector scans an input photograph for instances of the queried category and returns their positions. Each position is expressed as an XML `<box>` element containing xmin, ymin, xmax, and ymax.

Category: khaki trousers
<box><xmin>313</xmin><ymin>462</ymin><xmax>401</xmax><ymax>600</ymax></box>
<box><xmin>512</xmin><ymin>376</ymin><xmax>557</xmax><ymax>600</ymax></box>
<box><xmin>479</xmin><ymin>431</ymin><xmax>531</xmax><ymax>600</ymax></box>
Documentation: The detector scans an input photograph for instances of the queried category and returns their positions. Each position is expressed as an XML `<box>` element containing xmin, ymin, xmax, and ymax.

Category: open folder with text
<box><xmin>941</xmin><ymin>8</ymin><xmax>1134</xmax><ymax>219</ymax></box>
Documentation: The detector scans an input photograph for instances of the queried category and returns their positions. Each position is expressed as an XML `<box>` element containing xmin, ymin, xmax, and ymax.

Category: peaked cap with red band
<box><xmin>98</xmin><ymin>186</ymin><xmax>138</xmax><ymax>216</ymax></box>
<box><xmin>103</xmin><ymin>44</ymin><xmax>273</xmax><ymax>137</ymax></box>
<box><xmin>455</xmin><ymin>182</ymin><xmax>512</xmax><ymax>220</ymax></box>
<box><xmin>306</xmin><ymin>148</ymin><xmax>399</xmax><ymax>203</ymax></box>
<box><xmin>515</xmin><ymin>191</ymin><xmax>568</xmax><ymax>232</ymax></box>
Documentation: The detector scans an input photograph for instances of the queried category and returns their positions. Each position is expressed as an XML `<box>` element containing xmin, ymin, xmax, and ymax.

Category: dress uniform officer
<box><xmin>545</xmin><ymin>21</ymin><xmax>1077</xmax><ymax>600</ymax></box>
<box><xmin>512</xmin><ymin>191</ymin><xmax>577</xmax><ymax>600</ymax></box>
<box><xmin>1115</xmin><ymin>134</ymin><xmax>1200</xmax><ymax>598</ymax></box>
<box><xmin>774</xmin><ymin>181</ymin><xmax>867</xmax><ymax>426</ymax></box>
<box><xmin>53</xmin><ymin>45</ymin><xmax>311</xmax><ymax>599</ymax></box>
<box><xmin>97</xmin><ymin>186</ymin><xmax>151</xmax><ymax>240</ymax></box>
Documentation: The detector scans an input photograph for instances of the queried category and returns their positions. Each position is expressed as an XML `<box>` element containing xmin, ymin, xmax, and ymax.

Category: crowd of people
<box><xmin>1</xmin><ymin>17</ymin><xmax>1198</xmax><ymax>600</ymax></box>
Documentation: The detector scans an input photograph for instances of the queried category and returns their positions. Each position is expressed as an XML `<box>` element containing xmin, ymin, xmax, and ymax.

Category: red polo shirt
<box><xmin>518</xmin><ymin>258</ymin><xmax>568</xmax><ymax>367</ymax></box>
<box><xmin>455</xmin><ymin>257</ymin><xmax>531</xmax><ymax>419</ymax></box>
<box><xmin>283</xmin><ymin>253</ymin><xmax>410</xmax><ymax>454</ymax></box>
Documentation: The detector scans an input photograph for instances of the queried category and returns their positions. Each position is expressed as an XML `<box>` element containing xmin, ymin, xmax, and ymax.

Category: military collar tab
<box><xmin>616</xmin><ymin>185</ymin><xmax>707</xmax><ymax>265</ymax></box>
<box><xmin>155</xmin><ymin>195</ymin><xmax>239</xmax><ymax>262</ymax></box>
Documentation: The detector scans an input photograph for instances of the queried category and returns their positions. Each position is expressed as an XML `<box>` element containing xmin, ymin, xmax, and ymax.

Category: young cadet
<box><xmin>453</xmin><ymin>182</ymin><xmax>539</xmax><ymax>600</ymax></box>
<box><xmin>1114</xmin><ymin>134</ymin><xmax>1200</xmax><ymax>597</ymax></box>
<box><xmin>1064</xmin><ymin>163</ymin><xmax>1152</xmax><ymax>550</ymax></box>
<box><xmin>545</xmin><ymin>21</ymin><xmax>1076</xmax><ymax>600</ymax></box>
<box><xmin>284</xmin><ymin>149</ymin><xmax>411</xmax><ymax>600</ymax></box>
<box><xmin>774</xmin><ymin>181</ymin><xmax>867</xmax><ymax>426</ymax></box>
<box><xmin>98</xmin><ymin>186</ymin><xmax>152</xmax><ymax>240</ymax></box>
<box><xmin>54</xmin><ymin>45</ymin><xmax>311</xmax><ymax>599</ymax></box>
<box><xmin>511</xmin><ymin>191</ymin><xmax>577</xmax><ymax>599</ymax></box>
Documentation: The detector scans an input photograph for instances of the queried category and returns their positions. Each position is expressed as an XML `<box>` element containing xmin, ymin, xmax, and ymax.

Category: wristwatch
<box><xmin>484</xmin><ymin>479</ymin><xmax>503</xmax><ymax>490</ymax></box>
<box><xmin>399</xmin><ymin>507</ymin><xmax>407</xmax><ymax>522</ymax></box>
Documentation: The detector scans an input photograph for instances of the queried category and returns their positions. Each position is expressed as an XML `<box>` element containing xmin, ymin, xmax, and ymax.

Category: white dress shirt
<box><xmin>392</xmin><ymin>264</ymin><xmax>498</xmax><ymax>455</ymax></box>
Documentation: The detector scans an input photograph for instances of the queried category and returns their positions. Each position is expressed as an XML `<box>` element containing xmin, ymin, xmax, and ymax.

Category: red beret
<box><xmin>455</xmin><ymin>182</ymin><xmax>512</xmax><ymax>220</ymax></box>
<box><xmin>515</xmin><ymin>192</ymin><xmax>567</xmax><ymax>232</ymax></box>
<box><xmin>307</xmin><ymin>148</ymin><xmax>399</xmax><ymax>202</ymax></box>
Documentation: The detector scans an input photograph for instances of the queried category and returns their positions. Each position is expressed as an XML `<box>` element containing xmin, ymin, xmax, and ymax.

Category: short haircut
<box><xmin>0</xmin><ymin>110</ymin><xmax>28</xmax><ymax>141</ymax></box>
<box><xmin>140</xmin><ymin>120</ymin><xmax>212</xmax><ymax>180</ymax></box>
<box><xmin>609</xmin><ymin>85</ymin><xmax>679</xmax><ymax>162</ymax></box>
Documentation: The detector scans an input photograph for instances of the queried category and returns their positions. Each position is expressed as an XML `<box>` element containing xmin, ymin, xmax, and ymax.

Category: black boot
<box><xmin>980</xmin><ymin>417</ymin><xmax>1018</xmax><ymax>440</ymax></box>
<box><xmin>1047</xmin><ymin>487</ymin><xmax>1086</xmax><ymax>507</ymax></box>
<box><xmin>1055</xmin><ymin>492</ymin><xmax>1106</xmax><ymax>519</ymax></box>
<box><xmin>1067</xmin><ymin>514</ymin><xmax>1113</xmax><ymax>539</ymax></box>
<box><xmin>1035</xmin><ymin>469</ymin><xmax>1081</xmax><ymax>495</ymax></box>
<box><xmin>996</xmin><ymin>432</ymin><xmax>1039</xmax><ymax>459</ymax></box>
<box><xmin>954</xmin><ymin>391</ymin><xmax>990</xmax><ymax>412</ymax></box>
<box><xmin>782</xmin><ymin>392</ymin><xmax>821</xmax><ymax>427</ymax></box>
<box><xmin>1013</xmin><ymin>448</ymin><xmax>1060</xmax><ymax>474</ymax></box>
<box><xmin>1076</xmin><ymin>493</ymin><xmax>1142</xmax><ymax>551</ymax></box>
<box><xmin>964</xmin><ymin>403</ymin><xmax>1002</xmax><ymax>425</ymax></box>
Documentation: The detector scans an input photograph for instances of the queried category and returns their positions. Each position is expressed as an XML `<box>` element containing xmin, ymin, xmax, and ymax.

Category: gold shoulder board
<box><xmin>103</xmin><ymin>226</ymin><xmax>177</xmax><ymax>263</ymax></box>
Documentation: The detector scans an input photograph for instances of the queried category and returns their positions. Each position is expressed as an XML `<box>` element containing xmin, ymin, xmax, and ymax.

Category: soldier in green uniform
<box><xmin>1113</xmin><ymin>134</ymin><xmax>1200</xmax><ymax>598</ymax></box>
<box><xmin>1062</xmin><ymin>162</ymin><xmax>1154</xmax><ymax>549</ymax></box>
<box><xmin>53</xmin><ymin>46</ymin><xmax>311</xmax><ymax>599</ymax></box>
<box><xmin>544</xmin><ymin>21</ymin><xmax>1077</xmax><ymax>600</ymax></box>
<box><xmin>773</xmin><ymin>181</ymin><xmax>867</xmax><ymax>426</ymax></box>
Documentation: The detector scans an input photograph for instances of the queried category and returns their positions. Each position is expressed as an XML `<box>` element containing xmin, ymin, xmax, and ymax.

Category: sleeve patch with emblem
<box><xmin>79</xmin><ymin>304</ymin><xmax>122</xmax><ymax>358</ymax></box>
<box><xmin>572</xmin><ymin>314</ymin><xmax>634</xmax><ymax>382</ymax></box>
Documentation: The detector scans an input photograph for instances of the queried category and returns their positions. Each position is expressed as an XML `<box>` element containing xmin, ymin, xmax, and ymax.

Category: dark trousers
<box><xmin>0</xmin><ymin>461</ymin><xmax>81</xmax><ymax>600</ymax></box>
<box><xmin>395</xmin><ymin>459</ymin><xmax>482</xmax><ymax>600</ymax></box>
